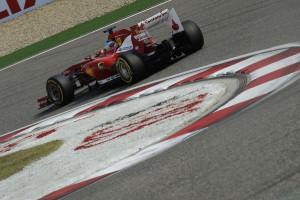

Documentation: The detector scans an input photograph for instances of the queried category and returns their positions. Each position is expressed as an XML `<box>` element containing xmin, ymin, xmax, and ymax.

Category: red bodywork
<box><xmin>63</xmin><ymin>26</ymin><xmax>155</xmax><ymax>81</ymax></box>
<box><xmin>38</xmin><ymin>8</ymin><xmax>186</xmax><ymax>108</ymax></box>
<box><xmin>38</xmin><ymin>25</ymin><xmax>156</xmax><ymax>109</ymax></box>
<box><xmin>63</xmin><ymin>53</ymin><xmax>118</xmax><ymax>81</ymax></box>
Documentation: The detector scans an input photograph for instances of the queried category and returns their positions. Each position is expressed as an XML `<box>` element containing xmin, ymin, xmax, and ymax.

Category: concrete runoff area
<box><xmin>0</xmin><ymin>0</ymin><xmax>299</xmax><ymax>199</ymax></box>
<box><xmin>0</xmin><ymin>78</ymin><xmax>242</xmax><ymax>200</ymax></box>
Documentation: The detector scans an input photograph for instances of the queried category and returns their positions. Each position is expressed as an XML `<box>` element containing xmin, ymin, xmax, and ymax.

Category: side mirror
<box><xmin>85</xmin><ymin>55</ymin><xmax>92</xmax><ymax>60</ymax></box>
<box><xmin>103</xmin><ymin>26</ymin><xmax>116</xmax><ymax>34</ymax></box>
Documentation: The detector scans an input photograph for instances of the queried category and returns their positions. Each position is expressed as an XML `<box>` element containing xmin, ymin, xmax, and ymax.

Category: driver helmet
<box><xmin>104</xmin><ymin>40</ymin><xmax>117</xmax><ymax>52</ymax></box>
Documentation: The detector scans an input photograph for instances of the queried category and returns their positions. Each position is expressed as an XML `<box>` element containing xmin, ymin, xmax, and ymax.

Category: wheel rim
<box><xmin>117</xmin><ymin>58</ymin><xmax>132</xmax><ymax>83</ymax></box>
<box><xmin>47</xmin><ymin>82</ymin><xmax>62</xmax><ymax>103</ymax></box>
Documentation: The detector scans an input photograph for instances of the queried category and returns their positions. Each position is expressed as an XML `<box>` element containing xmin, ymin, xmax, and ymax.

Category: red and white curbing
<box><xmin>0</xmin><ymin>43</ymin><xmax>300</xmax><ymax>200</ymax></box>
<box><xmin>1</xmin><ymin>78</ymin><xmax>238</xmax><ymax>200</ymax></box>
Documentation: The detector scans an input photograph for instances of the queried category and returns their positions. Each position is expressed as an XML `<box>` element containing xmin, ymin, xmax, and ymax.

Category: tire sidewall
<box><xmin>116</xmin><ymin>52</ymin><xmax>147</xmax><ymax>84</ymax></box>
<box><xmin>116</xmin><ymin>57</ymin><xmax>134</xmax><ymax>83</ymax></box>
<box><xmin>182</xmin><ymin>20</ymin><xmax>204</xmax><ymax>52</ymax></box>
<box><xmin>47</xmin><ymin>79</ymin><xmax>64</xmax><ymax>104</ymax></box>
<box><xmin>46</xmin><ymin>75</ymin><xmax>74</xmax><ymax>106</ymax></box>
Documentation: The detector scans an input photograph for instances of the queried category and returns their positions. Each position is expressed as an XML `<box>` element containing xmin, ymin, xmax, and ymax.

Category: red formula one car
<box><xmin>38</xmin><ymin>8</ymin><xmax>204</xmax><ymax>109</ymax></box>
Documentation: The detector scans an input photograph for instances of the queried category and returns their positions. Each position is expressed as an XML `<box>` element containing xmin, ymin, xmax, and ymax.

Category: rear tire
<box><xmin>116</xmin><ymin>52</ymin><xmax>147</xmax><ymax>84</ymax></box>
<box><xmin>46</xmin><ymin>74</ymin><xmax>74</xmax><ymax>106</ymax></box>
<box><xmin>182</xmin><ymin>20</ymin><xmax>204</xmax><ymax>53</ymax></box>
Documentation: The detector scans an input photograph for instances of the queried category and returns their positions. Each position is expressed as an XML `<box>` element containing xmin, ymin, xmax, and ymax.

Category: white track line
<box><xmin>0</xmin><ymin>0</ymin><xmax>173</xmax><ymax>73</ymax></box>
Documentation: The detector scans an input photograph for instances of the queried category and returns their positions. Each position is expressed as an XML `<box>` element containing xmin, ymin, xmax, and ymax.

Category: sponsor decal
<box><xmin>171</xmin><ymin>19</ymin><xmax>179</xmax><ymax>31</ymax></box>
<box><xmin>116</xmin><ymin>37</ymin><xmax>123</xmax><ymax>46</ymax></box>
<box><xmin>134</xmin><ymin>31</ymin><xmax>150</xmax><ymax>41</ymax></box>
<box><xmin>116</xmin><ymin>35</ymin><xmax>133</xmax><ymax>53</ymax></box>
<box><xmin>138</xmin><ymin>9</ymin><xmax>169</xmax><ymax>28</ymax></box>
<box><xmin>144</xmin><ymin>9</ymin><xmax>168</xmax><ymax>25</ymax></box>
<box><xmin>0</xmin><ymin>0</ymin><xmax>54</xmax><ymax>23</ymax></box>
<box><xmin>97</xmin><ymin>62</ymin><xmax>104</xmax><ymax>70</ymax></box>
<box><xmin>117</xmin><ymin>45</ymin><xmax>132</xmax><ymax>52</ymax></box>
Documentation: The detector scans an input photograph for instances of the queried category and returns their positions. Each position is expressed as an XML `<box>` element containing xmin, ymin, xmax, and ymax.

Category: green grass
<box><xmin>0</xmin><ymin>140</ymin><xmax>63</xmax><ymax>181</ymax></box>
<box><xmin>0</xmin><ymin>0</ymin><xmax>165</xmax><ymax>69</ymax></box>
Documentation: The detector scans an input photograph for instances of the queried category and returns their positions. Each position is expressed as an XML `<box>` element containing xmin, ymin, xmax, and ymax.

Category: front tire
<box><xmin>116</xmin><ymin>52</ymin><xmax>147</xmax><ymax>84</ymax></box>
<box><xmin>182</xmin><ymin>20</ymin><xmax>204</xmax><ymax>53</ymax></box>
<box><xmin>46</xmin><ymin>74</ymin><xmax>74</xmax><ymax>106</ymax></box>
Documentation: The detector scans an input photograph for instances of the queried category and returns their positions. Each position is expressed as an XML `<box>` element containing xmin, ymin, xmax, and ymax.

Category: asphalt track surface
<box><xmin>1</xmin><ymin>0</ymin><xmax>300</xmax><ymax>199</ymax></box>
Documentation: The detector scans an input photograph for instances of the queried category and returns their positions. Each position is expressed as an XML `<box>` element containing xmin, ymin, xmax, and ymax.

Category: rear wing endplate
<box><xmin>137</xmin><ymin>8</ymin><xmax>184</xmax><ymax>34</ymax></box>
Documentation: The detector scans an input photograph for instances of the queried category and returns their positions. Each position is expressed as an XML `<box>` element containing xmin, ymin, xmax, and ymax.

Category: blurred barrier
<box><xmin>0</xmin><ymin>0</ymin><xmax>54</xmax><ymax>23</ymax></box>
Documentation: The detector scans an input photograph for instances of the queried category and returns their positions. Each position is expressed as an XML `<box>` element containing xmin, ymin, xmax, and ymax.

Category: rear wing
<box><xmin>116</xmin><ymin>8</ymin><xmax>184</xmax><ymax>53</ymax></box>
<box><xmin>137</xmin><ymin>8</ymin><xmax>184</xmax><ymax>34</ymax></box>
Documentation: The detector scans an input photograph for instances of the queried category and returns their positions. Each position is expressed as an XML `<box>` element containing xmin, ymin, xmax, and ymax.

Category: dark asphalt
<box><xmin>1</xmin><ymin>0</ymin><xmax>300</xmax><ymax>199</ymax></box>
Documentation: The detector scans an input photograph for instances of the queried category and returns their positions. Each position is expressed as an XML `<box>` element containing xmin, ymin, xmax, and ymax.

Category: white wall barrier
<box><xmin>0</xmin><ymin>0</ymin><xmax>54</xmax><ymax>23</ymax></box>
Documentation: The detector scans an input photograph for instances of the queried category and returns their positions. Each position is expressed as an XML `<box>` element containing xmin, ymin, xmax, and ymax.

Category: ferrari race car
<box><xmin>38</xmin><ymin>8</ymin><xmax>204</xmax><ymax>109</ymax></box>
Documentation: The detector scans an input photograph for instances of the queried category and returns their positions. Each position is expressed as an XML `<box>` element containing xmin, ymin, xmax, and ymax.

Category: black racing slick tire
<box><xmin>182</xmin><ymin>20</ymin><xmax>204</xmax><ymax>53</ymax></box>
<box><xmin>46</xmin><ymin>74</ymin><xmax>74</xmax><ymax>106</ymax></box>
<box><xmin>116</xmin><ymin>52</ymin><xmax>147</xmax><ymax>84</ymax></box>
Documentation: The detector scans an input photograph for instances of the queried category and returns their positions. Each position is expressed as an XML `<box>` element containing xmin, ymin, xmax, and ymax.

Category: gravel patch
<box><xmin>0</xmin><ymin>0</ymin><xmax>135</xmax><ymax>57</ymax></box>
